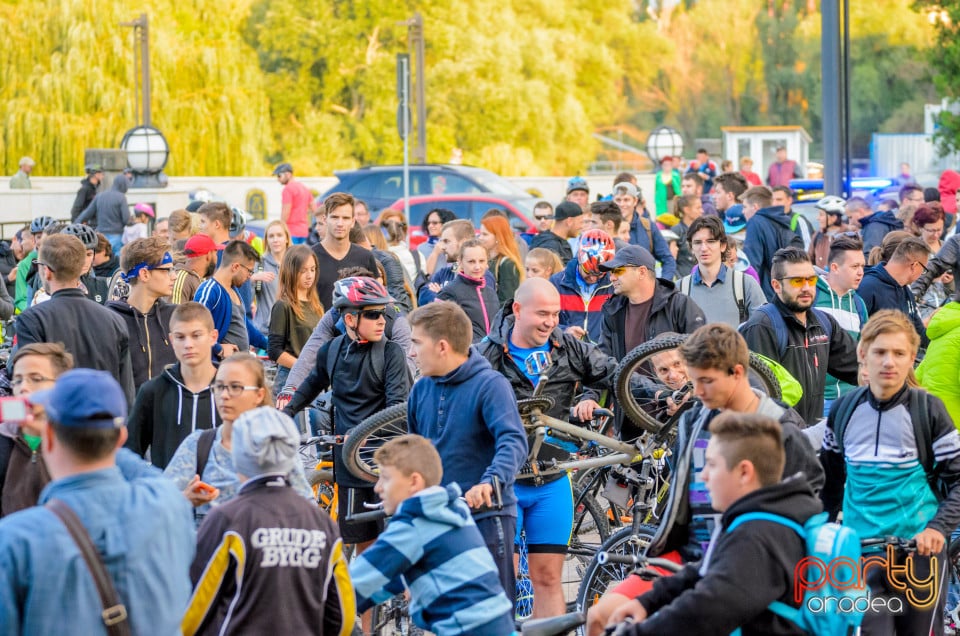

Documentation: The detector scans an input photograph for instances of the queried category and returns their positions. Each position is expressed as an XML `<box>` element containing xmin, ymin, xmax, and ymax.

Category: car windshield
<box><xmin>456</xmin><ymin>166</ymin><xmax>531</xmax><ymax>197</ymax></box>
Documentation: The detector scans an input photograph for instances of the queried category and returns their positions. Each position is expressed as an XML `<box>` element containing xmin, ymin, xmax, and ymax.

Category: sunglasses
<box><xmin>610</xmin><ymin>265</ymin><xmax>642</xmax><ymax>276</ymax></box>
<box><xmin>358</xmin><ymin>309</ymin><xmax>386</xmax><ymax>320</ymax></box>
<box><xmin>534</xmin><ymin>215</ymin><xmax>555</xmax><ymax>221</ymax></box>
<box><xmin>778</xmin><ymin>275</ymin><xmax>819</xmax><ymax>288</ymax></box>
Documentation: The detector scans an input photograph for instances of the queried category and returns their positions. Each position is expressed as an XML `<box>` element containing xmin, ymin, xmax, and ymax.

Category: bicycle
<box><xmin>299</xmin><ymin>435</ymin><xmax>340</xmax><ymax>519</ymax></box>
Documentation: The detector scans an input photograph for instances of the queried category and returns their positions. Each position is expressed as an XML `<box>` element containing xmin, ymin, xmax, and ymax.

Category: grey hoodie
<box><xmin>253</xmin><ymin>251</ymin><xmax>281</xmax><ymax>333</ymax></box>
<box><xmin>77</xmin><ymin>176</ymin><xmax>130</xmax><ymax>233</ymax></box>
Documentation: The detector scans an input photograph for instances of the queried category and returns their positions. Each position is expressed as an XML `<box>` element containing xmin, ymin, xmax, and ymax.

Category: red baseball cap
<box><xmin>183</xmin><ymin>233</ymin><xmax>224</xmax><ymax>258</ymax></box>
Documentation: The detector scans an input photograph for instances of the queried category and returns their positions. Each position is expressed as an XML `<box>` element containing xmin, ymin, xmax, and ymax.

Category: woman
<box><xmin>382</xmin><ymin>217</ymin><xmax>423</xmax><ymax>287</ymax></box>
<box><xmin>671</xmin><ymin>194</ymin><xmax>703</xmax><ymax>278</ymax></box>
<box><xmin>253</xmin><ymin>221</ymin><xmax>289</xmax><ymax>333</ymax></box>
<box><xmin>268</xmin><ymin>246</ymin><xmax>324</xmax><ymax>394</ymax></box>
<box><xmin>653</xmin><ymin>156</ymin><xmax>682</xmax><ymax>216</ymax></box>
<box><xmin>479</xmin><ymin>215</ymin><xmax>524</xmax><ymax>304</ymax></box>
<box><xmin>164</xmin><ymin>353</ymin><xmax>312</xmax><ymax>524</ymax></box>
<box><xmin>437</xmin><ymin>239</ymin><xmax>498</xmax><ymax>342</ymax></box>
<box><xmin>418</xmin><ymin>208</ymin><xmax>457</xmax><ymax>275</ymax></box>
<box><xmin>913</xmin><ymin>203</ymin><xmax>953</xmax><ymax>320</ymax></box>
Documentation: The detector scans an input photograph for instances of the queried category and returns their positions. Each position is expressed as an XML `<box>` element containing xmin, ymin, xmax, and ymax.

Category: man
<box><xmin>9</xmin><ymin>157</ymin><xmax>34</xmax><ymax>189</ymax></box>
<box><xmin>13</xmin><ymin>220</ymin><xmax>42</xmax><ymax>313</ymax></box>
<box><xmin>108</xmin><ymin>237</ymin><xmax>177</xmax><ymax>387</ymax></box>
<box><xmin>766</xmin><ymin>146</ymin><xmax>803</xmax><ymax>187</ymax></box>
<box><xmin>529</xmin><ymin>201</ymin><xmax>581</xmax><ymax>264</ymax></box>
<box><xmin>686</xmin><ymin>148</ymin><xmax>718</xmax><ymax>193</ymax></box>
<box><xmin>739</xmin><ymin>247</ymin><xmax>860</xmax><ymax>425</ymax></box>
<box><xmin>551</xmin><ymin>229</ymin><xmax>615</xmax><ymax>343</ymax></box>
<box><xmin>772</xmin><ymin>185</ymin><xmax>813</xmax><ymax>250</ymax></box>
<box><xmin>478</xmin><ymin>278</ymin><xmax>616</xmax><ymax>618</ymax></box>
<box><xmin>901</xmin><ymin>182</ymin><xmax>926</xmax><ymax>208</ymax></box>
<box><xmin>710</xmin><ymin>171</ymin><xmax>748</xmax><ymax>217</ymax></box>
<box><xmin>680</xmin><ymin>172</ymin><xmax>717</xmax><ymax>217</ymax></box>
<box><xmin>599</xmin><ymin>244</ymin><xmax>706</xmax><ymax>363</ymax></box>
<box><xmin>154</xmin><ymin>217</ymin><xmax>170</xmax><ymax>242</ymax></box>
<box><xmin>844</xmin><ymin>196</ymin><xmax>872</xmax><ymax>231</ymax></box>
<box><xmin>814</xmin><ymin>235</ymin><xmax>868</xmax><ymax>416</ymax></box>
<box><xmin>859</xmin><ymin>201</ymin><xmax>905</xmax><ymax>255</ymax></box>
<box><xmin>653</xmin><ymin>157</ymin><xmax>682</xmax><ymax>216</ymax></box>
<box><xmin>586</xmin><ymin>324</ymin><xmax>823</xmax><ymax>635</ymax></box>
<box><xmin>194</xmin><ymin>239</ymin><xmax>268</xmax><ymax>358</ymax></box>
<box><xmin>405</xmin><ymin>301</ymin><xmax>527</xmax><ymax>604</ymax></box>
<box><xmin>14</xmin><ymin>234</ymin><xmax>135</xmax><ymax>403</ymax></box>
<box><xmin>172</xmin><ymin>233</ymin><xmax>221</xmax><ymax>304</ymax></box>
<box><xmin>59</xmin><ymin>224</ymin><xmax>108</xmax><ymax>305</ymax></box>
<box><xmin>354</xmin><ymin>199</ymin><xmax>371</xmax><ymax>226</ymax></box>
<box><xmin>76</xmin><ymin>173</ymin><xmax>130</xmax><ymax>255</ymax></box>
<box><xmin>274</xmin><ymin>162</ymin><xmax>315</xmax><ymax>244</ymax></box>
<box><xmin>527</xmin><ymin>201</ymin><xmax>555</xmax><ymax>244</ymax></box>
<box><xmin>677</xmin><ymin>216</ymin><xmax>765</xmax><ymax>327</ymax></box>
<box><xmin>0</xmin><ymin>369</ymin><xmax>195</xmax><ymax>634</ymax></box>
<box><xmin>739</xmin><ymin>185</ymin><xmax>805</xmax><ymax>300</ymax></box>
<box><xmin>0</xmin><ymin>343</ymin><xmax>73</xmax><ymax>517</ymax></box>
<box><xmin>613</xmin><ymin>182</ymin><xmax>677</xmax><ymax>279</ymax></box>
<box><xmin>69</xmin><ymin>164</ymin><xmax>102</xmax><ymax>222</ymax></box>
<box><xmin>821</xmin><ymin>310</ymin><xmax>960</xmax><ymax>636</ymax></box>
<box><xmin>312</xmin><ymin>192</ymin><xmax>379</xmax><ymax>308</ymax></box>
<box><xmin>858</xmin><ymin>234</ymin><xmax>930</xmax><ymax>344</ymax></box>
<box><xmin>566</xmin><ymin>176</ymin><xmax>590</xmax><ymax>213</ymax></box>
<box><xmin>197</xmin><ymin>201</ymin><xmax>231</xmax><ymax>246</ymax></box>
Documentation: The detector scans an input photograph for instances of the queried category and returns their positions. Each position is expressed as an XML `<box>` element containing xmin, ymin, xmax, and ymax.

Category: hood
<box><xmin>815</xmin><ymin>275</ymin><xmax>858</xmax><ymax>310</ymax></box>
<box><xmin>722</xmin><ymin>474</ymin><xmax>822</xmax><ymax>529</ymax></box>
<box><xmin>436</xmin><ymin>347</ymin><xmax>494</xmax><ymax>386</ymax></box>
<box><xmin>397</xmin><ymin>483</ymin><xmax>472</xmax><ymax>528</ymax></box>
<box><xmin>262</xmin><ymin>251</ymin><xmax>280</xmax><ymax>270</ymax></box>
<box><xmin>926</xmin><ymin>300</ymin><xmax>960</xmax><ymax>340</ymax></box>
<box><xmin>859</xmin><ymin>210</ymin><xmax>903</xmax><ymax>231</ymax></box>
<box><xmin>755</xmin><ymin>205</ymin><xmax>795</xmax><ymax>230</ymax></box>
<box><xmin>861</xmin><ymin>263</ymin><xmax>900</xmax><ymax>289</ymax></box>
<box><xmin>107</xmin><ymin>299</ymin><xmax>171</xmax><ymax>353</ymax></box>
<box><xmin>111</xmin><ymin>176</ymin><xmax>129</xmax><ymax>194</ymax></box>
<box><xmin>940</xmin><ymin>170</ymin><xmax>960</xmax><ymax>214</ymax></box>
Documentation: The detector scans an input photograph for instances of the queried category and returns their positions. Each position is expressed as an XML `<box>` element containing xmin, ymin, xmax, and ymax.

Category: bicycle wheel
<box><xmin>575</xmin><ymin>525</ymin><xmax>658</xmax><ymax>614</ymax></box>
<box><xmin>614</xmin><ymin>334</ymin><xmax>782</xmax><ymax>434</ymax></box>
<box><xmin>342</xmin><ymin>403</ymin><xmax>409</xmax><ymax>483</ymax></box>
<box><xmin>308</xmin><ymin>467</ymin><xmax>336</xmax><ymax>517</ymax></box>
<box><xmin>565</xmin><ymin>491</ymin><xmax>612</xmax><ymax>609</ymax></box>
<box><xmin>370</xmin><ymin>594</ymin><xmax>424</xmax><ymax>636</ymax></box>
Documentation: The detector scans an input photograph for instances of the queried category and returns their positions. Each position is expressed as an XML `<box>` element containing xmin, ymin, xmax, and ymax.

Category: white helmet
<box><xmin>815</xmin><ymin>195</ymin><xmax>846</xmax><ymax>215</ymax></box>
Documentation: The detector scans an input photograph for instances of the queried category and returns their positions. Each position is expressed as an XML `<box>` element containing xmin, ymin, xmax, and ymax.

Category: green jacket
<box><xmin>8</xmin><ymin>170</ymin><xmax>30</xmax><ymax>189</ymax></box>
<box><xmin>917</xmin><ymin>301</ymin><xmax>960</xmax><ymax>429</ymax></box>
<box><xmin>654</xmin><ymin>170</ymin><xmax>682</xmax><ymax>216</ymax></box>
<box><xmin>14</xmin><ymin>249</ymin><xmax>36</xmax><ymax>313</ymax></box>
<box><xmin>814</xmin><ymin>276</ymin><xmax>868</xmax><ymax>401</ymax></box>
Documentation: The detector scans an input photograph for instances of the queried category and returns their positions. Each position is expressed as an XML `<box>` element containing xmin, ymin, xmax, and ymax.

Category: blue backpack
<box><xmin>755</xmin><ymin>303</ymin><xmax>833</xmax><ymax>357</ymax></box>
<box><xmin>727</xmin><ymin>511</ymin><xmax>864</xmax><ymax>636</ymax></box>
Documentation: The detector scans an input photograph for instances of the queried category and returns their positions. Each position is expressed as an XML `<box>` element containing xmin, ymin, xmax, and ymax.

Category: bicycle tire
<box><xmin>342</xmin><ymin>402</ymin><xmax>409</xmax><ymax>483</ymax></box>
<box><xmin>572</xmin><ymin>487</ymin><xmax>611</xmax><ymax>542</ymax></box>
<box><xmin>575</xmin><ymin>525</ymin><xmax>659</xmax><ymax>615</ymax></box>
<box><xmin>614</xmin><ymin>335</ymin><xmax>782</xmax><ymax>434</ymax></box>
<box><xmin>308</xmin><ymin>468</ymin><xmax>334</xmax><ymax>488</ymax></box>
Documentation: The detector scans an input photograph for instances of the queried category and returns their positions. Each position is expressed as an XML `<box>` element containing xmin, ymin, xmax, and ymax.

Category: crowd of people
<box><xmin>2</xmin><ymin>157</ymin><xmax>960</xmax><ymax>636</ymax></box>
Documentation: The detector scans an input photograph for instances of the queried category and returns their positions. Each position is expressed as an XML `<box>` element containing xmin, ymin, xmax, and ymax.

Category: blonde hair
<box><xmin>374</xmin><ymin>434</ymin><xmax>443</xmax><ymax>487</ymax></box>
<box><xmin>220</xmin><ymin>353</ymin><xmax>273</xmax><ymax>406</ymax></box>
<box><xmin>525</xmin><ymin>248</ymin><xmax>563</xmax><ymax>278</ymax></box>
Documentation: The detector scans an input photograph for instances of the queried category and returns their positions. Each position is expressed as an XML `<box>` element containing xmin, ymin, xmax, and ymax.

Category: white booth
<box><xmin>721</xmin><ymin>126</ymin><xmax>812</xmax><ymax>183</ymax></box>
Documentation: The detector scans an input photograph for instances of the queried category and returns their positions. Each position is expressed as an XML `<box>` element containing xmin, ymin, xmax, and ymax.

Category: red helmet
<box><xmin>577</xmin><ymin>229</ymin><xmax>616</xmax><ymax>276</ymax></box>
<box><xmin>332</xmin><ymin>277</ymin><xmax>394</xmax><ymax>310</ymax></box>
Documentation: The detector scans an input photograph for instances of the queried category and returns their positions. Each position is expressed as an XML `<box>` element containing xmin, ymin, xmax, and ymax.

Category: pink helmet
<box><xmin>134</xmin><ymin>202</ymin><xmax>155</xmax><ymax>218</ymax></box>
<box><xmin>577</xmin><ymin>229</ymin><xmax>616</xmax><ymax>276</ymax></box>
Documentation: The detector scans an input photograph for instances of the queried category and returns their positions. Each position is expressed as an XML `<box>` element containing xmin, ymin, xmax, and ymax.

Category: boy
<box><xmin>350</xmin><ymin>434</ymin><xmax>515</xmax><ymax>636</ymax></box>
<box><xmin>183</xmin><ymin>407</ymin><xmax>353</xmax><ymax>636</ymax></box>
<box><xmin>125</xmin><ymin>302</ymin><xmax>221</xmax><ymax>469</ymax></box>
<box><xmin>821</xmin><ymin>309</ymin><xmax>960</xmax><ymax>635</ymax></box>
<box><xmin>607</xmin><ymin>413</ymin><xmax>820</xmax><ymax>635</ymax></box>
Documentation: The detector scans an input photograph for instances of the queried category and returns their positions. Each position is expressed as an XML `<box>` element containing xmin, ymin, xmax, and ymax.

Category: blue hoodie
<box><xmin>742</xmin><ymin>205</ymin><xmax>804</xmax><ymax>301</ymax></box>
<box><xmin>350</xmin><ymin>484</ymin><xmax>515</xmax><ymax>636</ymax></box>
<box><xmin>857</xmin><ymin>263</ymin><xmax>928</xmax><ymax>346</ymax></box>
<box><xmin>76</xmin><ymin>176</ymin><xmax>130</xmax><ymax>234</ymax></box>
<box><xmin>859</xmin><ymin>210</ymin><xmax>904</xmax><ymax>255</ymax></box>
<box><xmin>406</xmin><ymin>348</ymin><xmax>527</xmax><ymax>516</ymax></box>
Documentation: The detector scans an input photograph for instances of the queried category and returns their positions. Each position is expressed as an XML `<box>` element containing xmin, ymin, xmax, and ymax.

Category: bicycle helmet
<box><xmin>332</xmin><ymin>277</ymin><xmax>395</xmax><ymax>310</ymax></box>
<box><xmin>62</xmin><ymin>223</ymin><xmax>99</xmax><ymax>250</ymax></box>
<box><xmin>30</xmin><ymin>216</ymin><xmax>55</xmax><ymax>234</ymax></box>
<box><xmin>577</xmin><ymin>229</ymin><xmax>616</xmax><ymax>276</ymax></box>
<box><xmin>229</xmin><ymin>207</ymin><xmax>247</xmax><ymax>237</ymax></box>
<box><xmin>815</xmin><ymin>195</ymin><xmax>846</xmax><ymax>215</ymax></box>
<box><xmin>190</xmin><ymin>189</ymin><xmax>214</xmax><ymax>203</ymax></box>
<box><xmin>133</xmin><ymin>202</ymin><xmax>155</xmax><ymax>218</ymax></box>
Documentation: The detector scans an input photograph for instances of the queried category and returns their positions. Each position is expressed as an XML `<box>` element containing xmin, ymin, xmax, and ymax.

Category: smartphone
<box><xmin>195</xmin><ymin>481</ymin><xmax>217</xmax><ymax>494</ymax></box>
<box><xmin>0</xmin><ymin>397</ymin><xmax>29</xmax><ymax>425</ymax></box>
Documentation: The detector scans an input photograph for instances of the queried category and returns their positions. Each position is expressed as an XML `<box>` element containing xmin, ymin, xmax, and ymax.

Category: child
<box><xmin>437</xmin><ymin>239</ymin><xmax>499</xmax><ymax>343</ymax></box>
<box><xmin>125</xmin><ymin>302</ymin><xmax>221</xmax><ymax>469</ymax></box>
<box><xmin>606</xmin><ymin>413</ymin><xmax>820</xmax><ymax>635</ymax></box>
<box><xmin>350</xmin><ymin>434</ymin><xmax>515</xmax><ymax>636</ymax></box>
<box><xmin>525</xmin><ymin>247</ymin><xmax>563</xmax><ymax>280</ymax></box>
<box><xmin>123</xmin><ymin>202</ymin><xmax>154</xmax><ymax>245</ymax></box>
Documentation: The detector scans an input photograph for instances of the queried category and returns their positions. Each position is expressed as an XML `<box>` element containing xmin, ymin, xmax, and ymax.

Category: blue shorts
<box><xmin>515</xmin><ymin>473</ymin><xmax>573</xmax><ymax>554</ymax></box>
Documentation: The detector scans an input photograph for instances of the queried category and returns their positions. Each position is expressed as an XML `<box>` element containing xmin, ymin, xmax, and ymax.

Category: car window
<box><xmin>350</xmin><ymin>173</ymin><xmax>402</xmax><ymax>201</ymax></box>
<box><xmin>408</xmin><ymin>200</ymin><xmax>472</xmax><ymax>227</ymax></box>
<box><xmin>470</xmin><ymin>202</ymin><xmax>530</xmax><ymax>232</ymax></box>
<box><xmin>430</xmin><ymin>173</ymin><xmax>481</xmax><ymax>195</ymax></box>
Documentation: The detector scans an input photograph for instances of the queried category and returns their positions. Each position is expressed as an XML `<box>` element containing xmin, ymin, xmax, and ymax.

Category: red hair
<box><xmin>481</xmin><ymin>215</ymin><xmax>524</xmax><ymax>281</ymax></box>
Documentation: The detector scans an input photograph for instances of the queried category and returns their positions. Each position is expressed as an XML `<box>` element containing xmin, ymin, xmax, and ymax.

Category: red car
<box><xmin>382</xmin><ymin>194</ymin><xmax>538</xmax><ymax>249</ymax></box>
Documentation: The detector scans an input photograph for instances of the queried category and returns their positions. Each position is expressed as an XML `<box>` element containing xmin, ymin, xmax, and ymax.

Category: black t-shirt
<box><xmin>312</xmin><ymin>243</ymin><xmax>380</xmax><ymax>309</ymax></box>
<box><xmin>624</xmin><ymin>297</ymin><xmax>653</xmax><ymax>355</ymax></box>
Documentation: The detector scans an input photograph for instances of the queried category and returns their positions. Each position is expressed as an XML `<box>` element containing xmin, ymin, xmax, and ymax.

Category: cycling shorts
<box><xmin>610</xmin><ymin>550</ymin><xmax>684</xmax><ymax>597</ymax></box>
<box><xmin>337</xmin><ymin>486</ymin><xmax>384</xmax><ymax>545</ymax></box>
<box><xmin>515</xmin><ymin>474</ymin><xmax>573</xmax><ymax>553</ymax></box>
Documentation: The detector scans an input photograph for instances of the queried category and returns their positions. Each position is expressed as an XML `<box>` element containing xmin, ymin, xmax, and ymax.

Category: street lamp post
<box><xmin>120</xmin><ymin>14</ymin><xmax>168</xmax><ymax>187</ymax></box>
<box><xmin>822</xmin><ymin>0</ymin><xmax>850</xmax><ymax>198</ymax></box>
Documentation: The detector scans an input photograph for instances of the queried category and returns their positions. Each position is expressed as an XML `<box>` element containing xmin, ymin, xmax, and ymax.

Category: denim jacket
<box><xmin>0</xmin><ymin>449</ymin><xmax>195</xmax><ymax>634</ymax></box>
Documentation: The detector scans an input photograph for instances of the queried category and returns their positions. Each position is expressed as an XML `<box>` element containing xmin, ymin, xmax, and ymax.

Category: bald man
<box><xmin>478</xmin><ymin>277</ymin><xmax>617</xmax><ymax>618</ymax></box>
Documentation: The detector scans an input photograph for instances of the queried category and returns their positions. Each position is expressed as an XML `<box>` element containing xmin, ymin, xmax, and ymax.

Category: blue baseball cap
<box><xmin>723</xmin><ymin>204</ymin><xmax>747</xmax><ymax>234</ymax></box>
<box><xmin>30</xmin><ymin>369</ymin><xmax>127</xmax><ymax>429</ymax></box>
<box><xmin>567</xmin><ymin>176</ymin><xmax>589</xmax><ymax>194</ymax></box>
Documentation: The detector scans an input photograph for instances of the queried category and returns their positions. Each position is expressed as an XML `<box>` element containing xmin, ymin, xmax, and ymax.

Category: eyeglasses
<box><xmin>150</xmin><ymin>265</ymin><xmax>175</xmax><ymax>274</ymax></box>
<box><xmin>921</xmin><ymin>226</ymin><xmax>944</xmax><ymax>235</ymax></box>
<box><xmin>212</xmin><ymin>382</ymin><xmax>261</xmax><ymax>397</ymax></box>
<box><xmin>534</xmin><ymin>215</ymin><xmax>555</xmax><ymax>221</ymax></box>
<box><xmin>690</xmin><ymin>239</ymin><xmax>721</xmax><ymax>249</ymax></box>
<box><xmin>11</xmin><ymin>374</ymin><xmax>56</xmax><ymax>389</ymax></box>
<box><xmin>610</xmin><ymin>266</ymin><xmax>640</xmax><ymax>276</ymax></box>
<box><xmin>358</xmin><ymin>309</ymin><xmax>386</xmax><ymax>320</ymax></box>
<box><xmin>238</xmin><ymin>263</ymin><xmax>255</xmax><ymax>276</ymax></box>
<box><xmin>778</xmin><ymin>275</ymin><xmax>819</xmax><ymax>288</ymax></box>
<box><xmin>32</xmin><ymin>259</ymin><xmax>55</xmax><ymax>273</ymax></box>
<box><xmin>912</xmin><ymin>261</ymin><xmax>931</xmax><ymax>273</ymax></box>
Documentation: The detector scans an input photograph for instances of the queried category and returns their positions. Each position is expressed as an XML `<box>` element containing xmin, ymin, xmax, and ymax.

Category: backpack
<box><xmin>679</xmin><ymin>269</ymin><xmax>747</xmax><ymax>324</ymax></box>
<box><xmin>755</xmin><ymin>303</ymin><xmax>833</xmax><ymax>358</ymax></box>
<box><xmin>637</xmin><ymin>215</ymin><xmax>654</xmax><ymax>248</ymax></box>
<box><xmin>0</xmin><ymin>435</ymin><xmax>14</xmax><ymax>499</ymax></box>
<box><xmin>195</xmin><ymin>427</ymin><xmax>217</xmax><ymax>480</ymax></box>
<box><xmin>790</xmin><ymin>213</ymin><xmax>813</xmax><ymax>249</ymax></box>
<box><xmin>727</xmin><ymin>511</ymin><xmax>865</xmax><ymax>636</ymax></box>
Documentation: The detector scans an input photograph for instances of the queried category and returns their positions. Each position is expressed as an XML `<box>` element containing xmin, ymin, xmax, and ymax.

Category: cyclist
<box><xmin>478</xmin><ymin>277</ymin><xmax>616</xmax><ymax>618</ymax></box>
<box><xmin>550</xmin><ymin>228</ymin><xmax>615</xmax><ymax>343</ymax></box>
<box><xmin>62</xmin><ymin>223</ymin><xmax>110</xmax><ymax>304</ymax></box>
<box><xmin>821</xmin><ymin>310</ymin><xmax>960</xmax><ymax>635</ymax></box>
<box><xmin>14</xmin><ymin>216</ymin><xmax>53</xmax><ymax>312</ymax></box>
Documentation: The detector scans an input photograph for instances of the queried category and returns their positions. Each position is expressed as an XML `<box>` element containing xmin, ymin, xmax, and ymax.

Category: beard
<box><xmin>780</xmin><ymin>295</ymin><xmax>813</xmax><ymax>313</ymax></box>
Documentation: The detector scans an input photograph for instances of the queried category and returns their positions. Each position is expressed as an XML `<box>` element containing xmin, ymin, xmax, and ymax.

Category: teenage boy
<box><xmin>605</xmin><ymin>413</ymin><xmax>820</xmax><ymax>635</ymax></box>
<box><xmin>0</xmin><ymin>343</ymin><xmax>73</xmax><ymax>517</ymax></box>
<box><xmin>350</xmin><ymin>434</ymin><xmax>515</xmax><ymax>636</ymax></box>
<box><xmin>108</xmin><ymin>237</ymin><xmax>177</xmax><ymax>388</ymax></box>
<box><xmin>171</xmin><ymin>233</ymin><xmax>221</xmax><ymax>304</ymax></box>
<box><xmin>14</xmin><ymin>234</ymin><xmax>135</xmax><ymax>404</ymax></box>
<box><xmin>592</xmin><ymin>201</ymin><xmax>631</xmax><ymax>250</ymax></box>
<box><xmin>529</xmin><ymin>201</ymin><xmax>582</xmax><ymax>264</ymax></box>
<box><xmin>194</xmin><ymin>239</ymin><xmax>268</xmax><ymax>359</ymax></box>
<box><xmin>418</xmin><ymin>219</ymin><xmax>493</xmax><ymax>305</ymax></box>
<box><xmin>184</xmin><ymin>408</ymin><xmax>354</xmax><ymax>636</ymax></box>
<box><xmin>283</xmin><ymin>277</ymin><xmax>411</xmax><ymax>549</ymax></box>
<box><xmin>197</xmin><ymin>201</ymin><xmax>231</xmax><ymax>247</ymax></box>
<box><xmin>125</xmin><ymin>302</ymin><xmax>221</xmax><ymax>470</ymax></box>
<box><xmin>821</xmin><ymin>310</ymin><xmax>960</xmax><ymax>636</ymax></box>
<box><xmin>312</xmin><ymin>193</ymin><xmax>379</xmax><ymax>308</ymax></box>
<box><xmin>405</xmin><ymin>301</ymin><xmax>528</xmax><ymax>602</ymax></box>
<box><xmin>586</xmin><ymin>323</ymin><xmax>823</xmax><ymax>635</ymax></box>
<box><xmin>677</xmin><ymin>215</ymin><xmax>764</xmax><ymax>328</ymax></box>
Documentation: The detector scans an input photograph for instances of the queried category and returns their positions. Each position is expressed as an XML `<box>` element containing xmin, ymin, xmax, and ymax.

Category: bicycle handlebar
<box><xmin>300</xmin><ymin>435</ymin><xmax>341</xmax><ymax>447</ymax></box>
<box><xmin>596</xmin><ymin>552</ymin><xmax>683</xmax><ymax>573</ymax></box>
<box><xmin>860</xmin><ymin>536</ymin><xmax>918</xmax><ymax>550</ymax></box>
<box><xmin>346</xmin><ymin>508</ymin><xmax>387</xmax><ymax>523</ymax></box>
<box><xmin>520</xmin><ymin>611</ymin><xmax>585</xmax><ymax>636</ymax></box>
<box><xmin>593</xmin><ymin>408</ymin><xmax>614</xmax><ymax>419</ymax></box>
